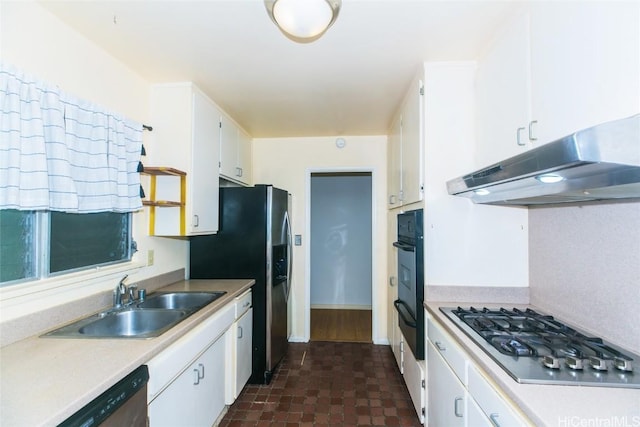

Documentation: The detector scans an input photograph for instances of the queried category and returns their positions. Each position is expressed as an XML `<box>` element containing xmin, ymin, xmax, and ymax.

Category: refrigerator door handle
<box><xmin>285</xmin><ymin>210</ymin><xmax>292</xmax><ymax>302</ymax></box>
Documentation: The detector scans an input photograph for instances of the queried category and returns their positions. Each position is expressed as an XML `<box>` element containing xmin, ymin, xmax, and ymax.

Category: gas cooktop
<box><xmin>440</xmin><ymin>307</ymin><xmax>640</xmax><ymax>388</ymax></box>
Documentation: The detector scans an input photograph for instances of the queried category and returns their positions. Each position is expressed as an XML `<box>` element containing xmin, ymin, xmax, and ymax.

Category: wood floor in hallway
<box><xmin>310</xmin><ymin>309</ymin><xmax>372</xmax><ymax>343</ymax></box>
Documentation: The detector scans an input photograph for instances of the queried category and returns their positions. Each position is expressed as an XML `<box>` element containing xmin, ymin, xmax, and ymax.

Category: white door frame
<box><xmin>304</xmin><ymin>167</ymin><xmax>380</xmax><ymax>343</ymax></box>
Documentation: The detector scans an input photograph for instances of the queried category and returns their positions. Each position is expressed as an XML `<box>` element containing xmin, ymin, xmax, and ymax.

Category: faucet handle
<box><xmin>128</xmin><ymin>284</ymin><xmax>138</xmax><ymax>303</ymax></box>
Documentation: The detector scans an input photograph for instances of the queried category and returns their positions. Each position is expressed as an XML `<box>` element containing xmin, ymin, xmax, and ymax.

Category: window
<box><xmin>0</xmin><ymin>210</ymin><xmax>36</xmax><ymax>283</ymax></box>
<box><xmin>0</xmin><ymin>210</ymin><xmax>132</xmax><ymax>286</ymax></box>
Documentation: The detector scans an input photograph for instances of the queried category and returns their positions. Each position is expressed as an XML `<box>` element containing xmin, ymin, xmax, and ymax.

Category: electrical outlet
<box><xmin>147</xmin><ymin>249</ymin><xmax>154</xmax><ymax>266</ymax></box>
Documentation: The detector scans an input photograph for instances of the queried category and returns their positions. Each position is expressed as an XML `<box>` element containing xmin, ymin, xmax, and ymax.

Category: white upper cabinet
<box><xmin>529</xmin><ymin>1</ymin><xmax>640</xmax><ymax>144</ymax></box>
<box><xmin>220</xmin><ymin>114</ymin><xmax>252</xmax><ymax>186</ymax></box>
<box><xmin>387</xmin><ymin>109</ymin><xmax>403</xmax><ymax>207</ymax></box>
<box><xmin>475</xmin><ymin>9</ymin><xmax>532</xmax><ymax>168</ymax></box>
<box><xmin>475</xmin><ymin>2</ymin><xmax>640</xmax><ymax>167</ymax></box>
<box><xmin>401</xmin><ymin>76</ymin><xmax>424</xmax><ymax>206</ymax></box>
<box><xmin>387</xmin><ymin>72</ymin><xmax>424</xmax><ymax>209</ymax></box>
<box><xmin>149</xmin><ymin>83</ymin><xmax>220</xmax><ymax>236</ymax></box>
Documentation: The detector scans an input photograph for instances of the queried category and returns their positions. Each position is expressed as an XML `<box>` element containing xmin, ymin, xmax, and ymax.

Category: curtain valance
<box><xmin>0</xmin><ymin>62</ymin><xmax>143</xmax><ymax>213</ymax></box>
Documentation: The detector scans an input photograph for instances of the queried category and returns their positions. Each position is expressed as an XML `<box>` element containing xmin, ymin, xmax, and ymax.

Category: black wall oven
<box><xmin>393</xmin><ymin>209</ymin><xmax>424</xmax><ymax>360</ymax></box>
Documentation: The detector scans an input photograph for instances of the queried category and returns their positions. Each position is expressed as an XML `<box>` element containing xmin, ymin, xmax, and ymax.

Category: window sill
<box><xmin>0</xmin><ymin>261</ymin><xmax>146</xmax><ymax>322</ymax></box>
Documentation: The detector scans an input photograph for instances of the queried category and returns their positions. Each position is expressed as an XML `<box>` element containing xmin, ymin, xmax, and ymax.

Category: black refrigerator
<box><xmin>190</xmin><ymin>185</ymin><xmax>292</xmax><ymax>384</ymax></box>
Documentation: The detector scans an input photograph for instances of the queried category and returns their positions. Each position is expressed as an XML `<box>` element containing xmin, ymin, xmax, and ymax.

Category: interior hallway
<box><xmin>219</xmin><ymin>341</ymin><xmax>421</xmax><ymax>426</ymax></box>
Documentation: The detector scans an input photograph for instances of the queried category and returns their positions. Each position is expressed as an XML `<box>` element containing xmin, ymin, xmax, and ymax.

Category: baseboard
<box><xmin>310</xmin><ymin>304</ymin><xmax>372</xmax><ymax>310</ymax></box>
<box><xmin>288</xmin><ymin>335</ymin><xmax>308</xmax><ymax>343</ymax></box>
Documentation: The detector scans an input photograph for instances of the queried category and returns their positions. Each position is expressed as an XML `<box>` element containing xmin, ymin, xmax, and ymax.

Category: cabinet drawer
<box><xmin>235</xmin><ymin>290</ymin><xmax>252</xmax><ymax>319</ymax></box>
<box><xmin>467</xmin><ymin>364</ymin><xmax>529</xmax><ymax>427</ymax></box>
<box><xmin>427</xmin><ymin>317</ymin><xmax>466</xmax><ymax>383</ymax></box>
<box><xmin>147</xmin><ymin>303</ymin><xmax>235</xmax><ymax>400</ymax></box>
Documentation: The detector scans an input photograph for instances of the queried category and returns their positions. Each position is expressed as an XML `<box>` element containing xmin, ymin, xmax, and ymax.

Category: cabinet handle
<box><xmin>389</xmin><ymin>276</ymin><xmax>397</xmax><ymax>287</ymax></box>
<box><xmin>389</xmin><ymin>195</ymin><xmax>397</xmax><ymax>205</ymax></box>
<box><xmin>528</xmin><ymin>120</ymin><xmax>538</xmax><ymax>141</ymax></box>
<box><xmin>193</xmin><ymin>215</ymin><xmax>199</xmax><ymax>227</ymax></box>
<box><xmin>238</xmin><ymin>325</ymin><xmax>243</xmax><ymax>339</ymax></box>
<box><xmin>242</xmin><ymin>301</ymin><xmax>251</xmax><ymax>309</ymax></box>
<box><xmin>398</xmin><ymin>190</ymin><xmax>404</xmax><ymax>202</ymax></box>
<box><xmin>516</xmin><ymin>127</ymin><xmax>526</xmax><ymax>146</ymax></box>
<box><xmin>489</xmin><ymin>413</ymin><xmax>501</xmax><ymax>426</ymax></box>
<box><xmin>435</xmin><ymin>341</ymin><xmax>446</xmax><ymax>352</ymax></box>
<box><xmin>454</xmin><ymin>397</ymin><xmax>464</xmax><ymax>418</ymax></box>
<box><xmin>236</xmin><ymin>167</ymin><xmax>243</xmax><ymax>177</ymax></box>
<box><xmin>193</xmin><ymin>368</ymin><xmax>200</xmax><ymax>385</ymax></box>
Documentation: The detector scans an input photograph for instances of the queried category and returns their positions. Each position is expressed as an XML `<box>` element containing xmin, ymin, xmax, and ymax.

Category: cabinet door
<box><xmin>403</xmin><ymin>337</ymin><xmax>425</xmax><ymax>424</ymax></box>
<box><xmin>427</xmin><ymin>341</ymin><xmax>466</xmax><ymax>427</ymax></box>
<box><xmin>475</xmin><ymin>9</ymin><xmax>532</xmax><ymax>167</ymax></box>
<box><xmin>530</xmin><ymin>1</ymin><xmax>640</xmax><ymax>144</ymax></box>
<box><xmin>400</xmin><ymin>77</ymin><xmax>424</xmax><ymax>205</ymax></box>
<box><xmin>387</xmin><ymin>113</ymin><xmax>402</xmax><ymax>208</ymax></box>
<box><xmin>235</xmin><ymin>307</ymin><xmax>253</xmax><ymax>396</ymax></box>
<box><xmin>467</xmin><ymin>364</ymin><xmax>529</xmax><ymax>427</ymax></box>
<box><xmin>466</xmin><ymin>394</ymin><xmax>493</xmax><ymax>427</ymax></box>
<box><xmin>236</xmin><ymin>128</ymin><xmax>252</xmax><ymax>185</ymax></box>
<box><xmin>219</xmin><ymin>114</ymin><xmax>238</xmax><ymax>180</ymax></box>
<box><xmin>148</xmin><ymin>337</ymin><xmax>226</xmax><ymax>427</ymax></box>
<box><xmin>189</xmin><ymin>90</ymin><xmax>220</xmax><ymax>234</ymax></box>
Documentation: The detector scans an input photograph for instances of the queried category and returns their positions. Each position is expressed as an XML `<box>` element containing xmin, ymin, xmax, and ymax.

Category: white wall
<box><xmin>529</xmin><ymin>202</ymin><xmax>640</xmax><ymax>354</ymax></box>
<box><xmin>423</xmin><ymin>62</ymin><xmax>529</xmax><ymax>288</ymax></box>
<box><xmin>0</xmin><ymin>2</ymin><xmax>188</xmax><ymax>320</ymax></box>
<box><xmin>310</xmin><ymin>174</ymin><xmax>373</xmax><ymax>309</ymax></box>
<box><xmin>252</xmin><ymin>136</ymin><xmax>387</xmax><ymax>343</ymax></box>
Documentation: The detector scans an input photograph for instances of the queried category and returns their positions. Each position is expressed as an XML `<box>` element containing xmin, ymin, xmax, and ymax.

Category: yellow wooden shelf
<box><xmin>141</xmin><ymin>166</ymin><xmax>187</xmax><ymax>235</ymax></box>
<box><xmin>142</xmin><ymin>167</ymin><xmax>187</xmax><ymax>177</ymax></box>
<box><xmin>142</xmin><ymin>200</ymin><xmax>183</xmax><ymax>207</ymax></box>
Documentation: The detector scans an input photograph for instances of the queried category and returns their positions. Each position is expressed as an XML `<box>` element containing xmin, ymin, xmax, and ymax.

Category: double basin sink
<box><xmin>43</xmin><ymin>291</ymin><xmax>226</xmax><ymax>339</ymax></box>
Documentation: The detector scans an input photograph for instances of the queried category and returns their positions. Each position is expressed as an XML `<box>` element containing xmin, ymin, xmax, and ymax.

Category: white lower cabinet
<box><xmin>225</xmin><ymin>290</ymin><xmax>253</xmax><ymax>404</ymax></box>
<box><xmin>148</xmin><ymin>337</ymin><xmax>225</xmax><ymax>427</ymax></box>
<box><xmin>427</xmin><ymin>341</ymin><xmax>466</xmax><ymax>427</ymax></box>
<box><xmin>427</xmin><ymin>316</ymin><xmax>531</xmax><ymax>427</ymax></box>
<box><xmin>403</xmin><ymin>336</ymin><xmax>426</xmax><ymax>424</ymax></box>
<box><xmin>147</xmin><ymin>302</ymin><xmax>235</xmax><ymax>427</ymax></box>
<box><xmin>467</xmin><ymin>364</ymin><xmax>527</xmax><ymax>427</ymax></box>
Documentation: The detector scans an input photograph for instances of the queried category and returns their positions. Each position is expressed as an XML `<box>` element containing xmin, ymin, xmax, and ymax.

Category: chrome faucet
<box><xmin>113</xmin><ymin>275</ymin><xmax>128</xmax><ymax>308</ymax></box>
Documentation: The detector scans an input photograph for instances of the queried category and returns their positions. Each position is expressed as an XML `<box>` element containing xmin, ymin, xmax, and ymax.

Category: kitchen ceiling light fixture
<box><xmin>264</xmin><ymin>0</ymin><xmax>341</xmax><ymax>43</ymax></box>
<box><xmin>474</xmin><ymin>189</ymin><xmax>490</xmax><ymax>196</ymax></box>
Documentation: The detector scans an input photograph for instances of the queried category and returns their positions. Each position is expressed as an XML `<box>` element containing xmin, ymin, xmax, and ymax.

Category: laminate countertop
<box><xmin>0</xmin><ymin>279</ymin><xmax>254</xmax><ymax>427</ymax></box>
<box><xmin>425</xmin><ymin>302</ymin><xmax>640</xmax><ymax>426</ymax></box>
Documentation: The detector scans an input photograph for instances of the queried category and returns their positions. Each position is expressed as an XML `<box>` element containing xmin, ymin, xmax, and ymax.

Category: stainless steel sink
<box><xmin>80</xmin><ymin>309</ymin><xmax>188</xmax><ymax>337</ymax></box>
<box><xmin>42</xmin><ymin>291</ymin><xmax>227</xmax><ymax>339</ymax></box>
<box><xmin>136</xmin><ymin>291</ymin><xmax>226</xmax><ymax>310</ymax></box>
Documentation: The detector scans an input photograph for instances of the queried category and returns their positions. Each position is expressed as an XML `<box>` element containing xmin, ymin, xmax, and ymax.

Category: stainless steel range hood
<box><xmin>446</xmin><ymin>115</ymin><xmax>640</xmax><ymax>206</ymax></box>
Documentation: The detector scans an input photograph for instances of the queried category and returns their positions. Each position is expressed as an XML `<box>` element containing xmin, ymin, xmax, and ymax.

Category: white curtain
<box><xmin>0</xmin><ymin>62</ymin><xmax>143</xmax><ymax>213</ymax></box>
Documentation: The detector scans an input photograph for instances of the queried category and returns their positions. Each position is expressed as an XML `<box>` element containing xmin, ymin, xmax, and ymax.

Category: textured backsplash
<box><xmin>529</xmin><ymin>201</ymin><xmax>640</xmax><ymax>354</ymax></box>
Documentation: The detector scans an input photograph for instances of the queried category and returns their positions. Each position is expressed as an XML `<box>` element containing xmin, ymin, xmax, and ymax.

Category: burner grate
<box><xmin>440</xmin><ymin>306</ymin><xmax>640</xmax><ymax>388</ymax></box>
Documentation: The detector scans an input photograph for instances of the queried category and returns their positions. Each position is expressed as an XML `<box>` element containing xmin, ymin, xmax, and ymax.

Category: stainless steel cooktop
<box><xmin>441</xmin><ymin>307</ymin><xmax>640</xmax><ymax>388</ymax></box>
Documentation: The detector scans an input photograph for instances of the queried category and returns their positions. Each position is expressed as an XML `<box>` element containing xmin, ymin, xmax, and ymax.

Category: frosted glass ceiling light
<box><xmin>265</xmin><ymin>0</ymin><xmax>341</xmax><ymax>43</ymax></box>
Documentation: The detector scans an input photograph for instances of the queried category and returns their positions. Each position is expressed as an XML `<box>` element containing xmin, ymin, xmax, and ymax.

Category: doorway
<box><xmin>309</xmin><ymin>172</ymin><xmax>372</xmax><ymax>342</ymax></box>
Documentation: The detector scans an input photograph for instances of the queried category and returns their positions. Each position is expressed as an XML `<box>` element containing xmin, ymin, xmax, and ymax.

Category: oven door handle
<box><xmin>394</xmin><ymin>299</ymin><xmax>417</xmax><ymax>328</ymax></box>
<box><xmin>392</xmin><ymin>241</ymin><xmax>415</xmax><ymax>252</ymax></box>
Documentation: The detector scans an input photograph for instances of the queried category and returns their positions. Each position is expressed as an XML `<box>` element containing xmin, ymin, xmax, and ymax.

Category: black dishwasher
<box><xmin>58</xmin><ymin>365</ymin><xmax>149</xmax><ymax>427</ymax></box>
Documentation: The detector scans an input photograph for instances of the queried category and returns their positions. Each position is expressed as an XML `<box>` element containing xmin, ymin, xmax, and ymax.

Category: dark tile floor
<box><xmin>219</xmin><ymin>341</ymin><xmax>421</xmax><ymax>427</ymax></box>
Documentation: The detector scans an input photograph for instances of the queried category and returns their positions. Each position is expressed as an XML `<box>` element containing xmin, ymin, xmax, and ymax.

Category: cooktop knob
<box><xmin>589</xmin><ymin>357</ymin><xmax>608</xmax><ymax>371</ymax></box>
<box><xmin>565</xmin><ymin>356</ymin><xmax>585</xmax><ymax>370</ymax></box>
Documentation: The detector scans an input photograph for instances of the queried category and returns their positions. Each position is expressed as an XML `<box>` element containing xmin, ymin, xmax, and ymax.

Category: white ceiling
<box><xmin>41</xmin><ymin>0</ymin><xmax>520</xmax><ymax>138</ymax></box>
